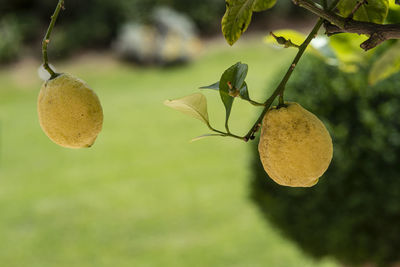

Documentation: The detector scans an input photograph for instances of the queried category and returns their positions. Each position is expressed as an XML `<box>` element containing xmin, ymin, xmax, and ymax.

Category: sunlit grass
<box><xmin>0</xmin><ymin>38</ymin><xmax>338</xmax><ymax>267</ymax></box>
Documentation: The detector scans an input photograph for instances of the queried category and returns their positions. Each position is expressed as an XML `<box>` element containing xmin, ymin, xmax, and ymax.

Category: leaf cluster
<box><xmin>221</xmin><ymin>0</ymin><xmax>277</xmax><ymax>45</ymax></box>
<box><xmin>165</xmin><ymin>0</ymin><xmax>400</xmax><ymax>142</ymax></box>
<box><xmin>164</xmin><ymin>62</ymin><xmax>263</xmax><ymax>141</ymax></box>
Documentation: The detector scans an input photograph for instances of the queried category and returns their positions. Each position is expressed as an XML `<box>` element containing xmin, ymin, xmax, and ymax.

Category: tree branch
<box><xmin>242</xmin><ymin>18</ymin><xmax>325</xmax><ymax>141</ymax></box>
<box><xmin>348</xmin><ymin>0</ymin><xmax>368</xmax><ymax>19</ymax></box>
<box><xmin>42</xmin><ymin>0</ymin><xmax>64</xmax><ymax>79</ymax></box>
<box><xmin>292</xmin><ymin>0</ymin><xmax>400</xmax><ymax>50</ymax></box>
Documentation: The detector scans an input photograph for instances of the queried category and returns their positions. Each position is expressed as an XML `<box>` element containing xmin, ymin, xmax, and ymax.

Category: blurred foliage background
<box><xmin>0</xmin><ymin>41</ymin><xmax>339</xmax><ymax>267</ymax></box>
<box><xmin>0</xmin><ymin>0</ymin><xmax>310</xmax><ymax>62</ymax></box>
<box><xmin>251</xmin><ymin>50</ymin><xmax>400</xmax><ymax>266</ymax></box>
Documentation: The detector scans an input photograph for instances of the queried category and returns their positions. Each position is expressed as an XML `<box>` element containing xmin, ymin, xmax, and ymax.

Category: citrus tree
<box><xmin>39</xmin><ymin>0</ymin><xmax>400</xmax><ymax>187</ymax></box>
<box><xmin>36</xmin><ymin>0</ymin><xmax>400</xmax><ymax>264</ymax></box>
<box><xmin>165</xmin><ymin>0</ymin><xmax>400</xmax><ymax>187</ymax></box>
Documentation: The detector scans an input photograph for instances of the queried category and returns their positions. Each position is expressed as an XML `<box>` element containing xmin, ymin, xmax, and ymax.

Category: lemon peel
<box><xmin>37</xmin><ymin>73</ymin><xmax>103</xmax><ymax>148</ymax></box>
<box><xmin>258</xmin><ymin>102</ymin><xmax>333</xmax><ymax>187</ymax></box>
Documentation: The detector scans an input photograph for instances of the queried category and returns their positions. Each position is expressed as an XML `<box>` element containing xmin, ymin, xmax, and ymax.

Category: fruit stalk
<box><xmin>243</xmin><ymin>0</ymin><xmax>340</xmax><ymax>141</ymax></box>
<box><xmin>42</xmin><ymin>0</ymin><xmax>64</xmax><ymax>79</ymax></box>
<box><xmin>243</xmin><ymin>18</ymin><xmax>324</xmax><ymax>141</ymax></box>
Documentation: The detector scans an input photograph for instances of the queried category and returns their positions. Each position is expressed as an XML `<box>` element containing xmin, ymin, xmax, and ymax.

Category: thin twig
<box><xmin>209</xmin><ymin>125</ymin><xmax>246</xmax><ymax>141</ymax></box>
<box><xmin>42</xmin><ymin>0</ymin><xmax>64</xmax><ymax>79</ymax></box>
<box><xmin>239</xmin><ymin>0</ymin><xmax>341</xmax><ymax>142</ymax></box>
<box><xmin>349</xmin><ymin>0</ymin><xmax>368</xmax><ymax>19</ymax></box>
<box><xmin>247</xmin><ymin>99</ymin><xmax>266</xmax><ymax>107</ymax></box>
<box><xmin>242</xmin><ymin>18</ymin><xmax>325</xmax><ymax>141</ymax></box>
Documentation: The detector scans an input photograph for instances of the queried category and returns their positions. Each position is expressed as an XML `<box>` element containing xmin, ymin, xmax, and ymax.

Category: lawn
<box><xmin>0</xmin><ymin>38</ymin><xmax>339</xmax><ymax>267</ymax></box>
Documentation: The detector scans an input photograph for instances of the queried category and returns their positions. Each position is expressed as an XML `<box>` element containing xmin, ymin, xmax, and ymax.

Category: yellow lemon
<box><xmin>38</xmin><ymin>73</ymin><xmax>103</xmax><ymax>148</ymax></box>
<box><xmin>258</xmin><ymin>102</ymin><xmax>333</xmax><ymax>187</ymax></box>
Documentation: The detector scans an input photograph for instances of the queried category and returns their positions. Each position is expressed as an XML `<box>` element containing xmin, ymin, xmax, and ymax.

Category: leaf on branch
<box><xmin>164</xmin><ymin>93</ymin><xmax>210</xmax><ymax>126</ymax></box>
<box><xmin>264</xmin><ymin>29</ymin><xmax>330</xmax><ymax>58</ymax></box>
<box><xmin>222</xmin><ymin>0</ymin><xmax>276</xmax><ymax>45</ymax></box>
<box><xmin>337</xmin><ymin>0</ymin><xmax>389</xmax><ymax>23</ymax></box>
<box><xmin>200</xmin><ymin>79</ymin><xmax>251</xmax><ymax>102</ymax></box>
<box><xmin>369</xmin><ymin>42</ymin><xmax>400</xmax><ymax>85</ymax></box>
<box><xmin>253</xmin><ymin>0</ymin><xmax>277</xmax><ymax>11</ymax></box>
<box><xmin>222</xmin><ymin>0</ymin><xmax>255</xmax><ymax>45</ymax></box>
<box><xmin>219</xmin><ymin>62</ymin><xmax>249</xmax><ymax>130</ymax></box>
<box><xmin>239</xmin><ymin>82</ymin><xmax>250</xmax><ymax>101</ymax></box>
<box><xmin>199</xmin><ymin>81</ymin><xmax>220</xmax><ymax>90</ymax></box>
<box><xmin>190</xmin><ymin>134</ymin><xmax>225</xmax><ymax>142</ymax></box>
<box><xmin>265</xmin><ymin>29</ymin><xmax>305</xmax><ymax>47</ymax></box>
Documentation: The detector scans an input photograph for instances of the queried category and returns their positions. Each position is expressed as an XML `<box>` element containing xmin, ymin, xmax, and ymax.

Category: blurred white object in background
<box><xmin>37</xmin><ymin>64</ymin><xmax>57</xmax><ymax>81</ymax></box>
<box><xmin>113</xmin><ymin>6</ymin><xmax>202</xmax><ymax>65</ymax></box>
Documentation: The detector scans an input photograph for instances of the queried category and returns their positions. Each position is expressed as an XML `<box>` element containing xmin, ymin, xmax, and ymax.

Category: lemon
<box><xmin>37</xmin><ymin>73</ymin><xmax>103</xmax><ymax>148</ymax></box>
<box><xmin>258</xmin><ymin>102</ymin><xmax>333</xmax><ymax>187</ymax></box>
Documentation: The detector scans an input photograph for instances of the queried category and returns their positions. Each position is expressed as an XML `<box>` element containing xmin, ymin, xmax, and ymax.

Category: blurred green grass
<box><xmin>0</xmin><ymin>39</ymin><xmax>338</xmax><ymax>267</ymax></box>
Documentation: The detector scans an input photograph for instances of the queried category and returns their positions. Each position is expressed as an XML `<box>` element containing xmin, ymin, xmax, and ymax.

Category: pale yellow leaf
<box><xmin>164</xmin><ymin>93</ymin><xmax>210</xmax><ymax>125</ymax></box>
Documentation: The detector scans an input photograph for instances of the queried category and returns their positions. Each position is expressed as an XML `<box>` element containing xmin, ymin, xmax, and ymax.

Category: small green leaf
<box><xmin>233</xmin><ymin>63</ymin><xmax>248</xmax><ymax>89</ymax></box>
<box><xmin>369</xmin><ymin>42</ymin><xmax>400</xmax><ymax>85</ymax></box>
<box><xmin>199</xmin><ymin>81</ymin><xmax>220</xmax><ymax>90</ymax></box>
<box><xmin>200</xmin><ymin>80</ymin><xmax>252</xmax><ymax>102</ymax></box>
<box><xmin>219</xmin><ymin>62</ymin><xmax>249</xmax><ymax>130</ymax></box>
<box><xmin>164</xmin><ymin>93</ymin><xmax>210</xmax><ymax>125</ymax></box>
<box><xmin>221</xmin><ymin>0</ymin><xmax>276</xmax><ymax>45</ymax></box>
<box><xmin>253</xmin><ymin>0</ymin><xmax>277</xmax><ymax>11</ymax></box>
<box><xmin>222</xmin><ymin>0</ymin><xmax>255</xmax><ymax>45</ymax></box>
<box><xmin>265</xmin><ymin>29</ymin><xmax>331</xmax><ymax>60</ymax></box>
<box><xmin>190</xmin><ymin>134</ymin><xmax>225</xmax><ymax>142</ymax></box>
<box><xmin>337</xmin><ymin>0</ymin><xmax>389</xmax><ymax>23</ymax></box>
<box><xmin>220</xmin><ymin>92</ymin><xmax>234</xmax><ymax>131</ymax></box>
<box><xmin>265</xmin><ymin>29</ymin><xmax>306</xmax><ymax>46</ymax></box>
<box><xmin>239</xmin><ymin>82</ymin><xmax>250</xmax><ymax>101</ymax></box>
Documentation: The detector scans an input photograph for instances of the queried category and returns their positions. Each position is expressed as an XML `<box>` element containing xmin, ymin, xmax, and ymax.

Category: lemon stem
<box><xmin>208</xmin><ymin>125</ymin><xmax>246</xmax><ymax>141</ymax></box>
<box><xmin>241</xmin><ymin>18</ymin><xmax>323</xmax><ymax>141</ymax></box>
<box><xmin>278</xmin><ymin>94</ymin><xmax>285</xmax><ymax>107</ymax></box>
<box><xmin>42</xmin><ymin>0</ymin><xmax>64</xmax><ymax>79</ymax></box>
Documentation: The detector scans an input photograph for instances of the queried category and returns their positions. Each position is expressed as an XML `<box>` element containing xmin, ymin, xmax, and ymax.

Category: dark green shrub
<box><xmin>0</xmin><ymin>0</ymin><xmax>224</xmax><ymax>58</ymax></box>
<box><xmin>168</xmin><ymin>0</ymin><xmax>225</xmax><ymax>33</ymax></box>
<box><xmin>0</xmin><ymin>0</ymin><xmax>309</xmax><ymax>60</ymax></box>
<box><xmin>250</xmin><ymin>54</ymin><xmax>400</xmax><ymax>266</ymax></box>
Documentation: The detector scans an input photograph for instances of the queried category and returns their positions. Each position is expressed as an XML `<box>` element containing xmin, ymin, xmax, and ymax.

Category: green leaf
<box><xmin>337</xmin><ymin>0</ymin><xmax>389</xmax><ymax>23</ymax></box>
<box><xmin>222</xmin><ymin>0</ymin><xmax>255</xmax><ymax>45</ymax></box>
<box><xmin>239</xmin><ymin>82</ymin><xmax>250</xmax><ymax>101</ymax></box>
<box><xmin>264</xmin><ymin>29</ymin><xmax>330</xmax><ymax>59</ymax></box>
<box><xmin>221</xmin><ymin>0</ymin><xmax>276</xmax><ymax>45</ymax></box>
<box><xmin>369</xmin><ymin>42</ymin><xmax>400</xmax><ymax>85</ymax></box>
<box><xmin>390</xmin><ymin>1</ymin><xmax>400</xmax><ymax>9</ymax></box>
<box><xmin>329</xmin><ymin>33</ymin><xmax>370</xmax><ymax>63</ymax></box>
<box><xmin>219</xmin><ymin>90</ymin><xmax>234</xmax><ymax>131</ymax></box>
<box><xmin>164</xmin><ymin>93</ymin><xmax>210</xmax><ymax>125</ymax></box>
<box><xmin>253</xmin><ymin>0</ymin><xmax>277</xmax><ymax>11</ymax></box>
<box><xmin>190</xmin><ymin>134</ymin><xmax>225</xmax><ymax>142</ymax></box>
<box><xmin>199</xmin><ymin>81</ymin><xmax>220</xmax><ymax>90</ymax></box>
<box><xmin>233</xmin><ymin>63</ymin><xmax>248</xmax><ymax>89</ymax></box>
<box><xmin>265</xmin><ymin>29</ymin><xmax>306</xmax><ymax>46</ymax></box>
<box><xmin>219</xmin><ymin>62</ymin><xmax>249</xmax><ymax>130</ymax></box>
<box><xmin>200</xmin><ymin>80</ymin><xmax>251</xmax><ymax>102</ymax></box>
